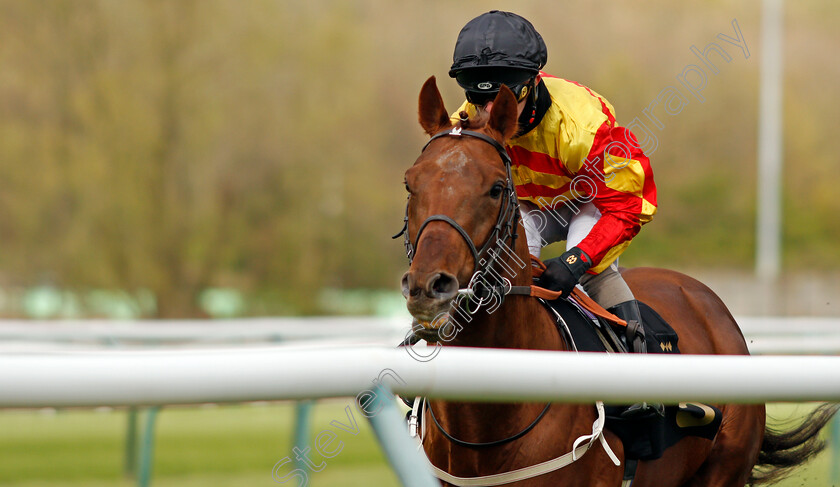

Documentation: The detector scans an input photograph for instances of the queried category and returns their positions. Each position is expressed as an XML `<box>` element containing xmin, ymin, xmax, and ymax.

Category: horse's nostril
<box><xmin>401</xmin><ymin>272</ymin><xmax>414</xmax><ymax>298</ymax></box>
<box><xmin>429</xmin><ymin>272</ymin><xmax>458</xmax><ymax>299</ymax></box>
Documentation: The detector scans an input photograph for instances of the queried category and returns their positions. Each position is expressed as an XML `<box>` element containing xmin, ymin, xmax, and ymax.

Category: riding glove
<box><xmin>538</xmin><ymin>247</ymin><xmax>592</xmax><ymax>298</ymax></box>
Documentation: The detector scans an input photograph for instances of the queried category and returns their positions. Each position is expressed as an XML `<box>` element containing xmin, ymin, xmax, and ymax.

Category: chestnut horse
<box><xmin>400</xmin><ymin>76</ymin><xmax>837</xmax><ymax>486</ymax></box>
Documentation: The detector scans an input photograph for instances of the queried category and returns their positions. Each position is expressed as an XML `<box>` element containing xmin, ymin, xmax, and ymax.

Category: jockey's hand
<box><xmin>538</xmin><ymin>247</ymin><xmax>592</xmax><ymax>298</ymax></box>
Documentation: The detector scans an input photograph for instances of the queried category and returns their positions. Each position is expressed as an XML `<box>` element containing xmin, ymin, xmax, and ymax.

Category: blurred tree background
<box><xmin>0</xmin><ymin>0</ymin><xmax>837</xmax><ymax>317</ymax></box>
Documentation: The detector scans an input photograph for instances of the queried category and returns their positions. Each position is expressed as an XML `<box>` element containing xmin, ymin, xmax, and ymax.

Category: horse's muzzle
<box><xmin>402</xmin><ymin>270</ymin><xmax>459</xmax><ymax>323</ymax></box>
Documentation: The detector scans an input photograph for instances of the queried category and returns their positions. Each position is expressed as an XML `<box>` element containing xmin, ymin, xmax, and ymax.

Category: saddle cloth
<box><xmin>547</xmin><ymin>298</ymin><xmax>722</xmax><ymax>460</ymax></box>
<box><xmin>552</xmin><ymin>298</ymin><xmax>680</xmax><ymax>355</ymax></box>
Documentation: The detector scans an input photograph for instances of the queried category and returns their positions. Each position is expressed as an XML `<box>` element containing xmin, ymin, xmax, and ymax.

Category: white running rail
<box><xmin>2</xmin><ymin>344</ymin><xmax>840</xmax><ymax>408</ymax></box>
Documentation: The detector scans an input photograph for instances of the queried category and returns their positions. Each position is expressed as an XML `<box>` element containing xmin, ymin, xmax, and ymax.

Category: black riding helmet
<box><xmin>449</xmin><ymin>10</ymin><xmax>547</xmax><ymax>104</ymax></box>
<box><xmin>455</xmin><ymin>67</ymin><xmax>534</xmax><ymax>106</ymax></box>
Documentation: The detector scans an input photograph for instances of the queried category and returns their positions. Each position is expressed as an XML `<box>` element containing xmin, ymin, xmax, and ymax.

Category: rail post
<box><xmin>136</xmin><ymin>406</ymin><xmax>160</xmax><ymax>487</ymax></box>
<box><xmin>832</xmin><ymin>413</ymin><xmax>840</xmax><ymax>485</ymax></box>
<box><xmin>362</xmin><ymin>384</ymin><xmax>438</xmax><ymax>487</ymax></box>
<box><xmin>123</xmin><ymin>407</ymin><xmax>139</xmax><ymax>477</ymax></box>
<box><xmin>292</xmin><ymin>401</ymin><xmax>314</xmax><ymax>471</ymax></box>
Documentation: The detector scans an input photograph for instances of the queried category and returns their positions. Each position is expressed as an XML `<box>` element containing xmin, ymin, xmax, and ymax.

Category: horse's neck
<box><xmin>429</xmin><ymin>290</ymin><xmax>596</xmax><ymax>470</ymax></box>
<box><xmin>449</xmin><ymin>294</ymin><xmax>561</xmax><ymax>350</ymax></box>
<box><xmin>427</xmin><ymin>234</ymin><xmax>597</xmax><ymax>470</ymax></box>
<box><xmin>450</xmin><ymin>235</ymin><xmax>564</xmax><ymax>351</ymax></box>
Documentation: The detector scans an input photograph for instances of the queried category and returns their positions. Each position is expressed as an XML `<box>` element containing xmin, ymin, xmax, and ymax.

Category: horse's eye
<box><xmin>489</xmin><ymin>182</ymin><xmax>505</xmax><ymax>199</ymax></box>
<box><xmin>404</xmin><ymin>181</ymin><xmax>411</xmax><ymax>193</ymax></box>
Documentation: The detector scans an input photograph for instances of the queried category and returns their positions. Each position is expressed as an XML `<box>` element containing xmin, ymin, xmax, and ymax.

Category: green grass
<box><xmin>0</xmin><ymin>402</ymin><xmax>836</xmax><ymax>486</ymax></box>
<box><xmin>0</xmin><ymin>401</ymin><xmax>399</xmax><ymax>486</ymax></box>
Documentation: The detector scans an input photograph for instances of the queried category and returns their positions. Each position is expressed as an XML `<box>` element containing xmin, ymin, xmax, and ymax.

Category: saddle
<box><xmin>550</xmin><ymin>292</ymin><xmax>680</xmax><ymax>356</ymax></box>
<box><xmin>545</xmin><ymin>296</ymin><xmax>722</xmax><ymax>461</ymax></box>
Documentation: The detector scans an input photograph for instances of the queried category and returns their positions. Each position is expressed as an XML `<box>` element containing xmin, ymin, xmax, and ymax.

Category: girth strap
<box><xmin>621</xmin><ymin>458</ymin><xmax>639</xmax><ymax>487</ymax></box>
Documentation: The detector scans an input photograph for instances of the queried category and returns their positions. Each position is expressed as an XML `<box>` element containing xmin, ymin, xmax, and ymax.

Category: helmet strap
<box><xmin>515</xmin><ymin>77</ymin><xmax>545</xmax><ymax>137</ymax></box>
<box><xmin>527</xmin><ymin>78</ymin><xmax>538</xmax><ymax>125</ymax></box>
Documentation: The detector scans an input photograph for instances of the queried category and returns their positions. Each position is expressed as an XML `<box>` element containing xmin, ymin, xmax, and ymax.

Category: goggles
<box><xmin>464</xmin><ymin>82</ymin><xmax>530</xmax><ymax>106</ymax></box>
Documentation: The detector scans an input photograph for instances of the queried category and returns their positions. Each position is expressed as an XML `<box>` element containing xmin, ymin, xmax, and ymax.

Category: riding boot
<box><xmin>608</xmin><ymin>300</ymin><xmax>665</xmax><ymax>419</ymax></box>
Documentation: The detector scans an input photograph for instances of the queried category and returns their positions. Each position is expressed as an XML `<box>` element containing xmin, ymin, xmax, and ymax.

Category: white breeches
<box><xmin>520</xmin><ymin>200</ymin><xmax>634</xmax><ymax>309</ymax></box>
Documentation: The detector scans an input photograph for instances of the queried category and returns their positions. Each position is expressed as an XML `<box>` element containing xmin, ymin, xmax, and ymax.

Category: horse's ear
<box><xmin>418</xmin><ymin>76</ymin><xmax>452</xmax><ymax>136</ymax></box>
<box><xmin>487</xmin><ymin>85</ymin><xmax>519</xmax><ymax>142</ymax></box>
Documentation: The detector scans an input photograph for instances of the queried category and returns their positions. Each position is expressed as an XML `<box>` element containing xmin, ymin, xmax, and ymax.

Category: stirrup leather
<box><xmin>608</xmin><ymin>300</ymin><xmax>647</xmax><ymax>354</ymax></box>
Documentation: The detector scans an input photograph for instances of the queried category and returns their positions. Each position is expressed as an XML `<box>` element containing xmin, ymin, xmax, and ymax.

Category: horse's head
<box><xmin>400</xmin><ymin>76</ymin><xmax>522</xmax><ymax>332</ymax></box>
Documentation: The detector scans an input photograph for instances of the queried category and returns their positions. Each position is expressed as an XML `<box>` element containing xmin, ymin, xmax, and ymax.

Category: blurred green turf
<box><xmin>0</xmin><ymin>402</ymin><xmax>835</xmax><ymax>486</ymax></box>
<box><xmin>0</xmin><ymin>401</ymin><xmax>400</xmax><ymax>486</ymax></box>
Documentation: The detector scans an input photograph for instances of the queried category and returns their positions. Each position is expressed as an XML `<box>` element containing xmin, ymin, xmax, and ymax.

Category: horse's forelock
<box><xmin>457</xmin><ymin>110</ymin><xmax>487</xmax><ymax>131</ymax></box>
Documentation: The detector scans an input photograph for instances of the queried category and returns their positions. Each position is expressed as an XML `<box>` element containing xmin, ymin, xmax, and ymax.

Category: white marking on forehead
<box><xmin>433</xmin><ymin>147</ymin><xmax>473</xmax><ymax>198</ymax></box>
<box><xmin>435</xmin><ymin>146</ymin><xmax>471</xmax><ymax>174</ymax></box>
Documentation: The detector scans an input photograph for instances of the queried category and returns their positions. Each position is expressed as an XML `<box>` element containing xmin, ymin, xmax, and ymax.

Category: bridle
<box><xmin>394</xmin><ymin>125</ymin><xmax>558</xmax><ymax>452</ymax></box>
<box><xmin>395</xmin><ymin>127</ymin><xmax>620</xmax><ymax>484</ymax></box>
<box><xmin>394</xmin><ymin>126</ymin><xmax>551</xmax><ymax>450</ymax></box>
<box><xmin>393</xmin><ymin>126</ymin><xmax>521</xmax><ymax>301</ymax></box>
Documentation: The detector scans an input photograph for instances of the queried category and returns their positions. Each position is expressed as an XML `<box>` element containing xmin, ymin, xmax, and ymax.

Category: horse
<box><xmin>398</xmin><ymin>76</ymin><xmax>837</xmax><ymax>486</ymax></box>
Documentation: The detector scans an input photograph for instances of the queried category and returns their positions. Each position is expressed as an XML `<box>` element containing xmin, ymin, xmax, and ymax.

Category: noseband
<box><xmin>394</xmin><ymin>126</ymin><xmax>521</xmax><ymax>300</ymax></box>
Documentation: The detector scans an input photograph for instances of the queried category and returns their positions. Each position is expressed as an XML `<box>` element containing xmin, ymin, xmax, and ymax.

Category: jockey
<box><xmin>449</xmin><ymin>11</ymin><xmax>660</xmax><ymax>417</ymax></box>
